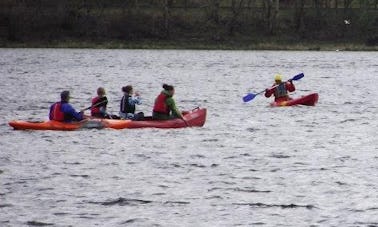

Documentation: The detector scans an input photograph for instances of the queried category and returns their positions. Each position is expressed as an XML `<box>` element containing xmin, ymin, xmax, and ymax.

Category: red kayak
<box><xmin>9</xmin><ymin>108</ymin><xmax>206</xmax><ymax>131</ymax></box>
<box><xmin>270</xmin><ymin>93</ymin><xmax>318</xmax><ymax>107</ymax></box>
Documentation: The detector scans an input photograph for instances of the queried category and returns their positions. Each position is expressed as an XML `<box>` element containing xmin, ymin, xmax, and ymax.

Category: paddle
<box><xmin>181</xmin><ymin>113</ymin><xmax>190</xmax><ymax>126</ymax></box>
<box><xmin>181</xmin><ymin>108</ymin><xmax>195</xmax><ymax>127</ymax></box>
<box><xmin>182</xmin><ymin>118</ymin><xmax>190</xmax><ymax>127</ymax></box>
<box><xmin>242</xmin><ymin>73</ymin><xmax>304</xmax><ymax>102</ymax></box>
<box><xmin>80</xmin><ymin>99</ymin><xmax>107</xmax><ymax>112</ymax></box>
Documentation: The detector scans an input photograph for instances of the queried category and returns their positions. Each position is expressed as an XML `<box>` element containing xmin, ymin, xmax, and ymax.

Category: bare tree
<box><xmin>228</xmin><ymin>0</ymin><xmax>245</xmax><ymax>35</ymax></box>
<box><xmin>263</xmin><ymin>0</ymin><xmax>279</xmax><ymax>35</ymax></box>
<box><xmin>162</xmin><ymin>0</ymin><xmax>171</xmax><ymax>38</ymax></box>
<box><xmin>207</xmin><ymin>0</ymin><xmax>220</xmax><ymax>24</ymax></box>
<box><xmin>294</xmin><ymin>0</ymin><xmax>306</xmax><ymax>35</ymax></box>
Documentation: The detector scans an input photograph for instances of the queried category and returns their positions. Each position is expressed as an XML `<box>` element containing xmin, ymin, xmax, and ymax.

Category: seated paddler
<box><xmin>265</xmin><ymin>74</ymin><xmax>296</xmax><ymax>102</ymax></box>
<box><xmin>49</xmin><ymin>90</ymin><xmax>84</xmax><ymax>122</ymax></box>
<box><xmin>119</xmin><ymin>85</ymin><xmax>144</xmax><ymax>120</ymax></box>
<box><xmin>152</xmin><ymin>84</ymin><xmax>184</xmax><ymax>120</ymax></box>
<box><xmin>91</xmin><ymin>87</ymin><xmax>109</xmax><ymax>118</ymax></box>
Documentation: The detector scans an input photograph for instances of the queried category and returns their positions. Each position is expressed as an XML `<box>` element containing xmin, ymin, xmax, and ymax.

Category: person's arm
<box><xmin>265</xmin><ymin>87</ymin><xmax>274</xmax><ymax>97</ymax></box>
<box><xmin>128</xmin><ymin>96</ymin><xmax>142</xmax><ymax>105</ymax></box>
<box><xmin>99</xmin><ymin>97</ymin><xmax>108</xmax><ymax>114</ymax></box>
<box><xmin>166</xmin><ymin>97</ymin><xmax>183</xmax><ymax>119</ymax></box>
<box><xmin>286</xmin><ymin>81</ymin><xmax>295</xmax><ymax>92</ymax></box>
<box><xmin>62</xmin><ymin>104</ymin><xmax>84</xmax><ymax>121</ymax></box>
<box><xmin>99</xmin><ymin>97</ymin><xmax>108</xmax><ymax>107</ymax></box>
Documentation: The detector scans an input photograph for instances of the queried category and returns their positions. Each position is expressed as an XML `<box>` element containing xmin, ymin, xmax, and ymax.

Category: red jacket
<box><xmin>153</xmin><ymin>92</ymin><xmax>170</xmax><ymax>114</ymax></box>
<box><xmin>91</xmin><ymin>96</ymin><xmax>108</xmax><ymax>117</ymax></box>
<box><xmin>49</xmin><ymin>102</ymin><xmax>65</xmax><ymax>121</ymax></box>
<box><xmin>91</xmin><ymin>97</ymin><xmax>101</xmax><ymax>116</ymax></box>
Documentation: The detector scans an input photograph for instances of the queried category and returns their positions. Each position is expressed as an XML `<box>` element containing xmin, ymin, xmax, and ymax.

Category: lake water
<box><xmin>0</xmin><ymin>49</ymin><xmax>377</xmax><ymax>226</ymax></box>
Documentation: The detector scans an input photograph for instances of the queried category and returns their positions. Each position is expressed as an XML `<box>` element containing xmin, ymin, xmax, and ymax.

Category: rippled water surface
<box><xmin>1</xmin><ymin>49</ymin><xmax>378</xmax><ymax>226</ymax></box>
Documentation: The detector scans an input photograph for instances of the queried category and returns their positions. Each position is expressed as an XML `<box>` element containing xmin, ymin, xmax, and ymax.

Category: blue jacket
<box><xmin>120</xmin><ymin>95</ymin><xmax>141</xmax><ymax>119</ymax></box>
<box><xmin>49</xmin><ymin>101</ymin><xmax>83</xmax><ymax>122</ymax></box>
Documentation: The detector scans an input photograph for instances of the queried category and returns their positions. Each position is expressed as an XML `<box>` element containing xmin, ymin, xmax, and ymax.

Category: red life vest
<box><xmin>91</xmin><ymin>97</ymin><xmax>101</xmax><ymax>116</ymax></box>
<box><xmin>50</xmin><ymin>102</ymin><xmax>65</xmax><ymax>121</ymax></box>
<box><xmin>153</xmin><ymin>93</ymin><xmax>169</xmax><ymax>114</ymax></box>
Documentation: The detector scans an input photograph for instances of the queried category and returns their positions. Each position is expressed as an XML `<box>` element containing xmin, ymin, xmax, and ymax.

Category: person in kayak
<box><xmin>119</xmin><ymin>85</ymin><xmax>144</xmax><ymax>120</ymax></box>
<box><xmin>91</xmin><ymin>87</ymin><xmax>109</xmax><ymax>118</ymax></box>
<box><xmin>265</xmin><ymin>74</ymin><xmax>296</xmax><ymax>102</ymax></box>
<box><xmin>49</xmin><ymin>90</ymin><xmax>84</xmax><ymax>122</ymax></box>
<box><xmin>152</xmin><ymin>84</ymin><xmax>185</xmax><ymax>120</ymax></box>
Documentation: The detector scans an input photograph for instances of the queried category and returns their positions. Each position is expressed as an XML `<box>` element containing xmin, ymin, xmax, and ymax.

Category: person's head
<box><xmin>163</xmin><ymin>84</ymin><xmax>175</xmax><ymax>96</ymax></box>
<box><xmin>274</xmin><ymin>74</ymin><xmax>283</xmax><ymax>83</ymax></box>
<box><xmin>97</xmin><ymin>87</ymin><xmax>106</xmax><ymax>97</ymax></box>
<box><xmin>60</xmin><ymin>90</ymin><xmax>70</xmax><ymax>102</ymax></box>
<box><xmin>122</xmin><ymin>85</ymin><xmax>133</xmax><ymax>95</ymax></box>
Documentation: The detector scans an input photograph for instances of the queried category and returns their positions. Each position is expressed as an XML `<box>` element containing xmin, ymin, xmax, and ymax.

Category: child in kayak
<box><xmin>265</xmin><ymin>74</ymin><xmax>296</xmax><ymax>102</ymax></box>
<box><xmin>119</xmin><ymin>85</ymin><xmax>144</xmax><ymax>120</ymax></box>
<box><xmin>152</xmin><ymin>84</ymin><xmax>184</xmax><ymax>120</ymax></box>
<box><xmin>91</xmin><ymin>87</ymin><xmax>109</xmax><ymax>118</ymax></box>
<box><xmin>49</xmin><ymin>90</ymin><xmax>84</xmax><ymax>122</ymax></box>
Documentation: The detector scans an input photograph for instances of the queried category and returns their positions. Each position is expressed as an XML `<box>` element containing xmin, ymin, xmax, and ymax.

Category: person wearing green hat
<box><xmin>265</xmin><ymin>74</ymin><xmax>296</xmax><ymax>102</ymax></box>
<box><xmin>49</xmin><ymin>90</ymin><xmax>84</xmax><ymax>122</ymax></box>
<box><xmin>152</xmin><ymin>84</ymin><xmax>184</xmax><ymax>120</ymax></box>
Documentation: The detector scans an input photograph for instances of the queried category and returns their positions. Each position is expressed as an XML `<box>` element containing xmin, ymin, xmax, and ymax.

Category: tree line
<box><xmin>0</xmin><ymin>0</ymin><xmax>377</xmax><ymax>47</ymax></box>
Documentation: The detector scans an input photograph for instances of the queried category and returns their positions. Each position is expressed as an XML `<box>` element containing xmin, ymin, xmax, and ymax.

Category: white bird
<box><xmin>344</xmin><ymin>20</ymin><xmax>351</xmax><ymax>25</ymax></box>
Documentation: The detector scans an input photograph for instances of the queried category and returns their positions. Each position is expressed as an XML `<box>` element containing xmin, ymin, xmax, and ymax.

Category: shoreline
<box><xmin>1</xmin><ymin>40</ymin><xmax>377</xmax><ymax>51</ymax></box>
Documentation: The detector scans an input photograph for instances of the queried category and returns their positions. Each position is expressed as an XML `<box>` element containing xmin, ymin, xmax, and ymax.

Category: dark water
<box><xmin>1</xmin><ymin>49</ymin><xmax>378</xmax><ymax>226</ymax></box>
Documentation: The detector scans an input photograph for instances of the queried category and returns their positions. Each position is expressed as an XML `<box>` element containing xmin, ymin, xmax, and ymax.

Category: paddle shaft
<box><xmin>182</xmin><ymin>118</ymin><xmax>190</xmax><ymax>127</ymax></box>
<box><xmin>80</xmin><ymin>99</ymin><xmax>107</xmax><ymax>112</ymax></box>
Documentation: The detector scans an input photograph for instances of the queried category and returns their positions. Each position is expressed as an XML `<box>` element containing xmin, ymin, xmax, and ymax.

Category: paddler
<box><xmin>49</xmin><ymin>90</ymin><xmax>84</xmax><ymax>122</ymax></box>
<box><xmin>91</xmin><ymin>87</ymin><xmax>109</xmax><ymax>118</ymax></box>
<box><xmin>265</xmin><ymin>74</ymin><xmax>296</xmax><ymax>102</ymax></box>
<box><xmin>119</xmin><ymin>85</ymin><xmax>144</xmax><ymax>120</ymax></box>
<box><xmin>152</xmin><ymin>84</ymin><xmax>185</xmax><ymax>120</ymax></box>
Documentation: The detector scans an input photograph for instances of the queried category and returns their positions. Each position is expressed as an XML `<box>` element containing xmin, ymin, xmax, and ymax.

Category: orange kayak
<box><xmin>9</xmin><ymin>108</ymin><xmax>207</xmax><ymax>131</ymax></box>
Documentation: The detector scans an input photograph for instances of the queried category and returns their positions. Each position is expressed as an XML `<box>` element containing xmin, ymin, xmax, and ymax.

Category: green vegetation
<box><xmin>0</xmin><ymin>0</ymin><xmax>377</xmax><ymax>50</ymax></box>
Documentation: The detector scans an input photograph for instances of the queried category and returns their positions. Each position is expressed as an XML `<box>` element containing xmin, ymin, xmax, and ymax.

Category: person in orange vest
<box><xmin>49</xmin><ymin>91</ymin><xmax>84</xmax><ymax>122</ymax></box>
<box><xmin>152</xmin><ymin>84</ymin><xmax>184</xmax><ymax>120</ymax></box>
<box><xmin>91</xmin><ymin>87</ymin><xmax>108</xmax><ymax>118</ymax></box>
<box><xmin>265</xmin><ymin>74</ymin><xmax>295</xmax><ymax>102</ymax></box>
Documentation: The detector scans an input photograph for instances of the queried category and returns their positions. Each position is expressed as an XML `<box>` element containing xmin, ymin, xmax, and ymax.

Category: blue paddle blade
<box><xmin>243</xmin><ymin>93</ymin><xmax>256</xmax><ymax>102</ymax></box>
<box><xmin>292</xmin><ymin>73</ymin><xmax>304</xmax><ymax>81</ymax></box>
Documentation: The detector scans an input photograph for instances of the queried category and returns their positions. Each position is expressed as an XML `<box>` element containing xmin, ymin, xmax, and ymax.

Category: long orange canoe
<box><xmin>9</xmin><ymin>108</ymin><xmax>206</xmax><ymax>131</ymax></box>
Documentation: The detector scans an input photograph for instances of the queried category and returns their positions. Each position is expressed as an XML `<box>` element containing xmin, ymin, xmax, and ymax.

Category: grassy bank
<box><xmin>1</xmin><ymin>39</ymin><xmax>376</xmax><ymax>51</ymax></box>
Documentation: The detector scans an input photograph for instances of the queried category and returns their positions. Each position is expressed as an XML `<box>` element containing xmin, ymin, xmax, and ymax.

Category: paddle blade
<box><xmin>292</xmin><ymin>73</ymin><xmax>304</xmax><ymax>81</ymax></box>
<box><xmin>243</xmin><ymin>93</ymin><xmax>256</xmax><ymax>102</ymax></box>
